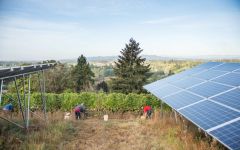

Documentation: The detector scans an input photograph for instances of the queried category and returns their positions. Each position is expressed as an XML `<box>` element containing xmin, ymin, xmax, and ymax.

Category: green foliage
<box><xmin>112</xmin><ymin>38</ymin><xmax>151</xmax><ymax>94</ymax></box>
<box><xmin>4</xmin><ymin>92</ymin><xmax>164</xmax><ymax>112</ymax></box>
<box><xmin>72</xmin><ymin>55</ymin><xmax>95</xmax><ymax>92</ymax></box>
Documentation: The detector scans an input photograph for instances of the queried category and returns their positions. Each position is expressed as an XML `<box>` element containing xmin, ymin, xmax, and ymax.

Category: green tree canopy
<box><xmin>73</xmin><ymin>55</ymin><xmax>95</xmax><ymax>92</ymax></box>
<box><xmin>112</xmin><ymin>38</ymin><xmax>151</xmax><ymax>93</ymax></box>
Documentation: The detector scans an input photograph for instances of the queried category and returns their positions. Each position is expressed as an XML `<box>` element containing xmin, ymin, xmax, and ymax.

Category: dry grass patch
<box><xmin>0</xmin><ymin>111</ymin><xmax>226</xmax><ymax>150</ymax></box>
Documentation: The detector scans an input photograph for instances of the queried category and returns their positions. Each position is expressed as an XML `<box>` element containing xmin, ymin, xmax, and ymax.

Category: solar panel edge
<box><xmin>0</xmin><ymin>63</ymin><xmax>55</xmax><ymax>80</ymax></box>
<box><xmin>146</xmin><ymin>87</ymin><xmax>240</xmax><ymax>150</ymax></box>
<box><xmin>173</xmin><ymin>96</ymin><xmax>239</xmax><ymax>150</ymax></box>
<box><xmin>208</xmin><ymin>118</ymin><xmax>240</xmax><ymax>150</ymax></box>
<box><xmin>144</xmin><ymin>62</ymin><xmax>240</xmax><ymax>150</ymax></box>
<box><xmin>145</xmin><ymin>88</ymin><xmax>212</xmax><ymax>132</ymax></box>
<box><xmin>208</xmin><ymin>132</ymin><xmax>233</xmax><ymax>150</ymax></box>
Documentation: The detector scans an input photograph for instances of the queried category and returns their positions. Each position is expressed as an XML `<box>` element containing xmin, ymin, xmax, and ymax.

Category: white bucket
<box><xmin>104</xmin><ymin>115</ymin><xmax>108</xmax><ymax>121</ymax></box>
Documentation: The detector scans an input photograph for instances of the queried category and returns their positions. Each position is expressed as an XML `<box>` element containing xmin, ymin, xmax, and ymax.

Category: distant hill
<box><xmin>1</xmin><ymin>55</ymin><xmax>240</xmax><ymax>67</ymax></box>
<box><xmin>61</xmin><ymin>54</ymin><xmax>240</xmax><ymax>63</ymax></box>
<box><xmin>60</xmin><ymin>55</ymin><xmax>174</xmax><ymax>63</ymax></box>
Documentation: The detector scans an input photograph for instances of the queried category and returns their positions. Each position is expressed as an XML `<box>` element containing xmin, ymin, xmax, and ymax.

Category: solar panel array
<box><xmin>0</xmin><ymin>63</ymin><xmax>55</xmax><ymax>80</ymax></box>
<box><xmin>144</xmin><ymin>62</ymin><xmax>240</xmax><ymax>150</ymax></box>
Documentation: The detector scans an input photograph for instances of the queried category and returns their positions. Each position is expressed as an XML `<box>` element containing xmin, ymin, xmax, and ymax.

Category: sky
<box><xmin>0</xmin><ymin>0</ymin><xmax>240</xmax><ymax>61</ymax></box>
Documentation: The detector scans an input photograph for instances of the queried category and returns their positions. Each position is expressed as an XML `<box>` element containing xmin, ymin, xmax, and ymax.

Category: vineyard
<box><xmin>3</xmin><ymin>92</ymin><xmax>165</xmax><ymax>112</ymax></box>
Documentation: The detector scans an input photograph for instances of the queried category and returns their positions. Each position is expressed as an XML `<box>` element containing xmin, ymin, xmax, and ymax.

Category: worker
<box><xmin>3</xmin><ymin>103</ymin><xmax>14</xmax><ymax>112</ymax></box>
<box><xmin>143</xmin><ymin>105</ymin><xmax>152</xmax><ymax>119</ymax></box>
<box><xmin>74</xmin><ymin>105</ymin><xmax>81</xmax><ymax>120</ymax></box>
<box><xmin>78</xmin><ymin>103</ymin><xmax>86</xmax><ymax>119</ymax></box>
<box><xmin>3</xmin><ymin>103</ymin><xmax>14</xmax><ymax>118</ymax></box>
<box><xmin>74</xmin><ymin>103</ymin><xmax>86</xmax><ymax>120</ymax></box>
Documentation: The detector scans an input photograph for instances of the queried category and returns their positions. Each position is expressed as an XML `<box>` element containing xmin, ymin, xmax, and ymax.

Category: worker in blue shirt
<box><xmin>3</xmin><ymin>103</ymin><xmax>14</xmax><ymax>112</ymax></box>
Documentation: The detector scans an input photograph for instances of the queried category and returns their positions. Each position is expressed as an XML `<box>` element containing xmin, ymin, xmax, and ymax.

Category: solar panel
<box><xmin>193</xmin><ymin>70</ymin><xmax>227</xmax><ymax>80</ymax></box>
<box><xmin>160</xmin><ymin>67</ymin><xmax>205</xmax><ymax>83</ymax></box>
<box><xmin>196</xmin><ymin>62</ymin><xmax>223</xmax><ymax>69</ymax></box>
<box><xmin>212</xmin><ymin>63</ymin><xmax>240</xmax><ymax>72</ymax></box>
<box><xmin>0</xmin><ymin>64</ymin><xmax>55</xmax><ymax>79</ymax></box>
<box><xmin>179</xmin><ymin>100</ymin><xmax>240</xmax><ymax>130</ymax></box>
<box><xmin>210</xmin><ymin>89</ymin><xmax>240</xmax><ymax>111</ymax></box>
<box><xmin>143</xmin><ymin>62</ymin><xmax>240</xmax><ymax>150</ymax></box>
<box><xmin>234</xmin><ymin>69</ymin><xmax>240</xmax><ymax>73</ymax></box>
<box><xmin>145</xmin><ymin>80</ymin><xmax>168</xmax><ymax>90</ymax></box>
<box><xmin>164</xmin><ymin>91</ymin><xmax>204</xmax><ymax>109</ymax></box>
<box><xmin>188</xmin><ymin>82</ymin><xmax>232</xmax><ymax>98</ymax></box>
<box><xmin>159</xmin><ymin>73</ymin><xmax>188</xmax><ymax>83</ymax></box>
<box><xmin>151</xmin><ymin>84</ymin><xmax>181</xmax><ymax>98</ymax></box>
<box><xmin>177</xmin><ymin>67</ymin><xmax>206</xmax><ymax>76</ymax></box>
<box><xmin>210</xmin><ymin>120</ymin><xmax>240</xmax><ymax>150</ymax></box>
<box><xmin>171</xmin><ymin>77</ymin><xmax>204</xmax><ymax>89</ymax></box>
<box><xmin>212</xmin><ymin>73</ymin><xmax>240</xmax><ymax>87</ymax></box>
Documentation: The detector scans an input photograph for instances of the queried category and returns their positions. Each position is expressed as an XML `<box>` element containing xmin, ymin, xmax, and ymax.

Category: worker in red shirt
<box><xmin>143</xmin><ymin>105</ymin><xmax>152</xmax><ymax>119</ymax></box>
<box><xmin>74</xmin><ymin>105</ymin><xmax>81</xmax><ymax>120</ymax></box>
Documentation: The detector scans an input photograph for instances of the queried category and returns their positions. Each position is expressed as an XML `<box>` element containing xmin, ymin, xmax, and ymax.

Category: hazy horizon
<box><xmin>1</xmin><ymin>54</ymin><xmax>240</xmax><ymax>62</ymax></box>
<box><xmin>0</xmin><ymin>0</ymin><xmax>240</xmax><ymax>60</ymax></box>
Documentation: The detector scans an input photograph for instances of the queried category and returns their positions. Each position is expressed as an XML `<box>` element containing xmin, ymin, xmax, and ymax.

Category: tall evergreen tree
<box><xmin>73</xmin><ymin>55</ymin><xmax>95</xmax><ymax>92</ymax></box>
<box><xmin>112</xmin><ymin>38</ymin><xmax>151</xmax><ymax>93</ymax></box>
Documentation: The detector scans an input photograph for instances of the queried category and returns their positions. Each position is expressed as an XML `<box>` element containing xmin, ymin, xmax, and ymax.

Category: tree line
<box><xmin>8</xmin><ymin>38</ymin><xmax>151</xmax><ymax>94</ymax></box>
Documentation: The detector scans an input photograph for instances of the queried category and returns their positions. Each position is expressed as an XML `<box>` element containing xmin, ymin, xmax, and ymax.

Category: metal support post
<box><xmin>38</xmin><ymin>72</ymin><xmax>45</xmax><ymax>120</ymax></box>
<box><xmin>38</xmin><ymin>72</ymin><xmax>43</xmax><ymax>107</ymax></box>
<box><xmin>0</xmin><ymin>80</ymin><xmax>3</xmax><ymax>105</ymax></box>
<box><xmin>160</xmin><ymin>100</ymin><xmax>163</xmax><ymax>118</ymax></box>
<box><xmin>26</xmin><ymin>75</ymin><xmax>31</xmax><ymax>129</ymax></box>
<box><xmin>174</xmin><ymin>111</ymin><xmax>178</xmax><ymax>123</ymax></box>
<box><xmin>42</xmin><ymin>70</ymin><xmax>47</xmax><ymax>120</ymax></box>
<box><xmin>14</xmin><ymin>77</ymin><xmax>26</xmax><ymax>127</ymax></box>
<box><xmin>22</xmin><ymin>75</ymin><xmax>27</xmax><ymax>124</ymax></box>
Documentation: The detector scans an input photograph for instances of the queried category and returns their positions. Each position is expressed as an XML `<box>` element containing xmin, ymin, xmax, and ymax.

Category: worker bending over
<box><xmin>143</xmin><ymin>105</ymin><xmax>152</xmax><ymax>119</ymax></box>
<box><xmin>74</xmin><ymin>103</ymin><xmax>86</xmax><ymax>120</ymax></box>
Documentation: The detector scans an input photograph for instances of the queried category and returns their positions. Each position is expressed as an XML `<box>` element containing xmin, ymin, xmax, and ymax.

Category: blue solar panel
<box><xmin>179</xmin><ymin>100</ymin><xmax>240</xmax><ymax>130</ymax></box>
<box><xmin>144</xmin><ymin>80</ymin><xmax>168</xmax><ymax>91</ymax></box>
<box><xmin>210</xmin><ymin>120</ymin><xmax>240</xmax><ymax>150</ymax></box>
<box><xmin>212</xmin><ymin>73</ymin><xmax>240</xmax><ymax>87</ymax></box>
<box><xmin>212</xmin><ymin>63</ymin><xmax>240</xmax><ymax>72</ymax></box>
<box><xmin>160</xmin><ymin>73</ymin><xmax>188</xmax><ymax>83</ymax></box>
<box><xmin>171</xmin><ymin>77</ymin><xmax>204</xmax><ymax>89</ymax></box>
<box><xmin>144</xmin><ymin>62</ymin><xmax>240</xmax><ymax>150</ymax></box>
<box><xmin>151</xmin><ymin>84</ymin><xmax>181</xmax><ymax>98</ymax></box>
<box><xmin>193</xmin><ymin>70</ymin><xmax>227</xmax><ymax>80</ymax></box>
<box><xmin>188</xmin><ymin>82</ymin><xmax>232</xmax><ymax>98</ymax></box>
<box><xmin>159</xmin><ymin>67</ymin><xmax>205</xmax><ymax>84</ymax></box>
<box><xmin>234</xmin><ymin>69</ymin><xmax>240</xmax><ymax>73</ymax></box>
<box><xmin>196</xmin><ymin>62</ymin><xmax>223</xmax><ymax>69</ymax></box>
<box><xmin>164</xmin><ymin>91</ymin><xmax>204</xmax><ymax>109</ymax></box>
<box><xmin>211</xmin><ymin>89</ymin><xmax>240</xmax><ymax>111</ymax></box>
<box><xmin>177</xmin><ymin>67</ymin><xmax>206</xmax><ymax>76</ymax></box>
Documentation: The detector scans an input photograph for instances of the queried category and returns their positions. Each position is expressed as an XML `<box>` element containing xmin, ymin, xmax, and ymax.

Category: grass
<box><xmin>0</xmin><ymin>110</ymin><xmax>227</xmax><ymax>150</ymax></box>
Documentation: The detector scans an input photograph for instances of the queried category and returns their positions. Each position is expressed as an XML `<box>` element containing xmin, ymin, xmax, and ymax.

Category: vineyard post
<box><xmin>22</xmin><ymin>74</ymin><xmax>27</xmax><ymax>125</ymax></box>
<box><xmin>14</xmin><ymin>77</ymin><xmax>26</xmax><ymax>128</ymax></box>
<box><xmin>26</xmin><ymin>74</ymin><xmax>31</xmax><ymax>129</ymax></box>
<box><xmin>38</xmin><ymin>70</ymin><xmax>47</xmax><ymax>121</ymax></box>
<box><xmin>160</xmin><ymin>100</ymin><xmax>163</xmax><ymax>118</ymax></box>
<box><xmin>0</xmin><ymin>79</ymin><xmax>3</xmax><ymax>105</ymax></box>
<box><xmin>42</xmin><ymin>70</ymin><xmax>47</xmax><ymax>121</ymax></box>
<box><xmin>174</xmin><ymin>111</ymin><xmax>178</xmax><ymax>123</ymax></box>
